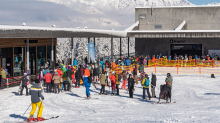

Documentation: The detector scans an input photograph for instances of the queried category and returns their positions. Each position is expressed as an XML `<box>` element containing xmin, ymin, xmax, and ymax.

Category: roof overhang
<box><xmin>127</xmin><ymin>30</ymin><xmax>220</xmax><ymax>38</ymax></box>
<box><xmin>0</xmin><ymin>25</ymin><xmax>127</xmax><ymax>38</ymax></box>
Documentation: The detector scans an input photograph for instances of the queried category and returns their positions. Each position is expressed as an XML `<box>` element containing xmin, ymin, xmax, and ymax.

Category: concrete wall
<box><xmin>135</xmin><ymin>38</ymin><xmax>220</xmax><ymax>56</ymax></box>
<box><xmin>135</xmin><ymin>6</ymin><xmax>220</xmax><ymax>30</ymax></box>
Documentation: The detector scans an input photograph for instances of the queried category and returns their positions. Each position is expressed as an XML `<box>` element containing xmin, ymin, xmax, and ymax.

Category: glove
<box><xmin>42</xmin><ymin>97</ymin><xmax>44</xmax><ymax>100</ymax></box>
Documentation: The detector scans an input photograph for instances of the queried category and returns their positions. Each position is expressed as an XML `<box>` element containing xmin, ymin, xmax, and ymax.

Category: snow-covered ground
<box><xmin>1</xmin><ymin>74</ymin><xmax>220</xmax><ymax>123</ymax></box>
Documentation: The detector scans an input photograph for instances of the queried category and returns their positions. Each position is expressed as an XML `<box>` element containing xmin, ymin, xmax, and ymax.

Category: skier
<box><xmin>44</xmin><ymin>69</ymin><xmax>52</xmax><ymax>93</ymax></box>
<box><xmin>115</xmin><ymin>72</ymin><xmax>120</xmax><ymax>95</ymax></box>
<box><xmin>83</xmin><ymin>66</ymin><xmax>91</xmax><ymax>99</ymax></box>
<box><xmin>142</xmin><ymin>74</ymin><xmax>151</xmax><ymax>100</ymax></box>
<box><xmin>52</xmin><ymin>72</ymin><xmax>61</xmax><ymax>94</ymax></box>
<box><xmin>66</xmin><ymin>66</ymin><xmax>73</xmax><ymax>91</ymax></box>
<box><xmin>28</xmin><ymin>79</ymin><xmax>44</xmax><ymax>121</ymax></box>
<box><xmin>80</xmin><ymin>65</ymin><xmax>85</xmax><ymax>82</ymax></box>
<box><xmin>100</xmin><ymin>71</ymin><xmax>106</xmax><ymax>94</ymax></box>
<box><xmin>93</xmin><ymin>66</ymin><xmax>99</xmax><ymax>83</ymax></box>
<box><xmin>128</xmin><ymin>74</ymin><xmax>135</xmax><ymax>98</ymax></box>
<box><xmin>37</xmin><ymin>70</ymin><xmax>44</xmax><ymax>93</ymax></box>
<box><xmin>75</xmin><ymin>68</ymin><xmax>81</xmax><ymax>88</ymax></box>
<box><xmin>133</xmin><ymin>65</ymin><xmax>138</xmax><ymax>84</ymax></box>
<box><xmin>20</xmin><ymin>73</ymin><xmax>29</xmax><ymax>96</ymax></box>
<box><xmin>121</xmin><ymin>70</ymin><xmax>127</xmax><ymax>90</ymax></box>
<box><xmin>138</xmin><ymin>64</ymin><xmax>144</xmax><ymax>73</ymax></box>
<box><xmin>151</xmin><ymin>72</ymin><xmax>157</xmax><ymax>98</ymax></box>
<box><xmin>165</xmin><ymin>73</ymin><xmax>173</xmax><ymax>102</ymax></box>
<box><xmin>109</xmin><ymin>71</ymin><xmax>116</xmax><ymax>95</ymax></box>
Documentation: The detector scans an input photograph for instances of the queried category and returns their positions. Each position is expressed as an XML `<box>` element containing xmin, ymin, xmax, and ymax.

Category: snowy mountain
<box><xmin>208</xmin><ymin>2</ymin><xmax>220</xmax><ymax>5</ymax></box>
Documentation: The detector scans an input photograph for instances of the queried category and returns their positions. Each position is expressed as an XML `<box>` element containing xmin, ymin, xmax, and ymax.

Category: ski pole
<box><xmin>18</xmin><ymin>103</ymin><xmax>31</xmax><ymax>122</ymax></box>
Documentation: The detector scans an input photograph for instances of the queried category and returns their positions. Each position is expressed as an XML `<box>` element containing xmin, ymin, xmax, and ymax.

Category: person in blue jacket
<box><xmin>125</xmin><ymin>58</ymin><xmax>131</xmax><ymax>66</ymax></box>
<box><xmin>83</xmin><ymin>66</ymin><xmax>91</xmax><ymax>99</ymax></box>
<box><xmin>142</xmin><ymin>74</ymin><xmax>151</xmax><ymax>100</ymax></box>
<box><xmin>74</xmin><ymin>59</ymin><xmax>77</xmax><ymax>66</ymax></box>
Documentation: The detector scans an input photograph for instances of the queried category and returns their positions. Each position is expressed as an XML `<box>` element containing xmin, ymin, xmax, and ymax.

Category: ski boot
<box><xmin>157</xmin><ymin>99</ymin><xmax>161</xmax><ymax>104</ymax></box>
<box><xmin>27</xmin><ymin>118</ymin><xmax>35</xmax><ymax>121</ymax></box>
<box><xmin>37</xmin><ymin>117</ymin><xmax>45</xmax><ymax>121</ymax></box>
<box><xmin>88</xmin><ymin>95</ymin><xmax>91</xmax><ymax>99</ymax></box>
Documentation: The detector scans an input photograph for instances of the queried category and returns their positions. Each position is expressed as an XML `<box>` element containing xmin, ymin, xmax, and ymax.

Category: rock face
<box><xmin>56</xmin><ymin>38</ymin><xmax>135</xmax><ymax>64</ymax></box>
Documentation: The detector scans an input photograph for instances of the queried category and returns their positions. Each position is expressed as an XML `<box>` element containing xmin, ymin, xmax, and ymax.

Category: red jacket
<box><xmin>109</xmin><ymin>75</ymin><xmax>115</xmax><ymax>83</ymax></box>
<box><xmin>57</xmin><ymin>69</ymin><xmax>63</xmax><ymax>78</ymax></box>
<box><xmin>44</xmin><ymin>73</ymin><xmax>52</xmax><ymax>83</ymax></box>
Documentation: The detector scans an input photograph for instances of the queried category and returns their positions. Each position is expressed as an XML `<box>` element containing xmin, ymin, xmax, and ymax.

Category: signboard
<box><xmin>208</xmin><ymin>50</ymin><xmax>220</xmax><ymax>57</ymax></box>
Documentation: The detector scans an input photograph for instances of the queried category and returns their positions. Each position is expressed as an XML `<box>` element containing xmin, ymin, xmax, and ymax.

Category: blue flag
<box><xmin>88</xmin><ymin>42</ymin><xmax>95</xmax><ymax>62</ymax></box>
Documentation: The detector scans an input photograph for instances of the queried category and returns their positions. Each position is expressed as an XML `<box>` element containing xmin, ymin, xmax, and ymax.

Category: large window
<box><xmin>14</xmin><ymin>47</ymin><xmax>25</xmax><ymax>77</ymax></box>
<box><xmin>37</xmin><ymin>46</ymin><xmax>46</xmax><ymax>74</ymax></box>
<box><xmin>139</xmin><ymin>14</ymin><xmax>146</xmax><ymax>19</ymax></box>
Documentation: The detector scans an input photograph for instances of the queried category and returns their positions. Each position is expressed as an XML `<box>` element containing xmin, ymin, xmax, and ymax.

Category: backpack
<box><xmin>145</xmin><ymin>78</ymin><xmax>149</xmax><ymax>87</ymax></box>
<box><xmin>88</xmin><ymin>76</ymin><xmax>92</xmax><ymax>83</ymax></box>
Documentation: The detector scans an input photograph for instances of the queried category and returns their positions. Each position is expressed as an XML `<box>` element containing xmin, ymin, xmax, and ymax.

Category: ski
<box><xmin>152</xmin><ymin>101</ymin><xmax>176</xmax><ymax>105</ymax></box>
<box><xmin>19</xmin><ymin>116</ymin><xmax>59</xmax><ymax>123</ymax></box>
<box><xmin>82</xmin><ymin>98</ymin><xmax>99</xmax><ymax>100</ymax></box>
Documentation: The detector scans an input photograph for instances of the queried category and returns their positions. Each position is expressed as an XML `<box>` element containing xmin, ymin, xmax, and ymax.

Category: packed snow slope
<box><xmin>1</xmin><ymin>74</ymin><xmax>220</xmax><ymax>123</ymax></box>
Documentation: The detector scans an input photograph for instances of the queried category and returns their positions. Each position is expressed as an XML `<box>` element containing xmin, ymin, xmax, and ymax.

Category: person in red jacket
<box><xmin>44</xmin><ymin>69</ymin><xmax>52</xmax><ymax>93</ymax></box>
<box><xmin>71</xmin><ymin>68</ymin><xmax>75</xmax><ymax>85</ymax></box>
<box><xmin>109</xmin><ymin>71</ymin><xmax>116</xmax><ymax>95</ymax></box>
<box><xmin>57</xmin><ymin>69</ymin><xmax>63</xmax><ymax>78</ymax></box>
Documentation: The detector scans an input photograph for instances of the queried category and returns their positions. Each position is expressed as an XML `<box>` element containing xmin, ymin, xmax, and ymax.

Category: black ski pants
<box><xmin>75</xmin><ymin>79</ymin><xmax>80</xmax><ymax>87</ymax></box>
<box><xmin>129</xmin><ymin>86</ymin><xmax>134</xmax><ymax>98</ymax></box>
<box><xmin>46</xmin><ymin>83</ymin><xmax>51</xmax><ymax>93</ymax></box>
<box><xmin>21</xmin><ymin>85</ymin><xmax>28</xmax><ymax>95</ymax></box>
<box><xmin>116</xmin><ymin>84</ymin><xmax>119</xmax><ymax>95</ymax></box>
<box><xmin>54</xmin><ymin>84</ymin><xmax>60</xmax><ymax>93</ymax></box>
<box><xmin>100</xmin><ymin>85</ymin><xmax>105</xmax><ymax>94</ymax></box>
<box><xmin>143</xmin><ymin>88</ymin><xmax>151</xmax><ymax>99</ymax></box>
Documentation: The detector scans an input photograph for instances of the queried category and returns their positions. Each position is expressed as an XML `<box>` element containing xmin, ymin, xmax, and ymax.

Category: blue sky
<box><xmin>189</xmin><ymin>0</ymin><xmax>220</xmax><ymax>5</ymax></box>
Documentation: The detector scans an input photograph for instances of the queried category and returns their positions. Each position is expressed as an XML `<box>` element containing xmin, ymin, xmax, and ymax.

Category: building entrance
<box><xmin>170</xmin><ymin>44</ymin><xmax>202</xmax><ymax>57</ymax></box>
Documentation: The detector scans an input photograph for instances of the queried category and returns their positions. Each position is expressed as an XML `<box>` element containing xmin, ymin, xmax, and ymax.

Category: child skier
<box><xmin>128</xmin><ymin>74</ymin><xmax>135</xmax><ymax>98</ymax></box>
<box><xmin>28</xmin><ymin>79</ymin><xmax>44</xmax><ymax>121</ymax></box>
<box><xmin>109</xmin><ymin>71</ymin><xmax>116</xmax><ymax>95</ymax></box>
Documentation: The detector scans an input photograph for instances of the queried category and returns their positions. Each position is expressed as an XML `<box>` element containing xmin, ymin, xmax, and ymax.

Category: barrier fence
<box><xmin>110</xmin><ymin>59</ymin><xmax>220</xmax><ymax>75</ymax></box>
<box><xmin>1</xmin><ymin>76</ymin><xmax>22</xmax><ymax>88</ymax></box>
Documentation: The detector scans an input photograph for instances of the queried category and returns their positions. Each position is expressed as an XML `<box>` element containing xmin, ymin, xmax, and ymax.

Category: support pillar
<box><xmin>71</xmin><ymin>38</ymin><xmax>74</xmax><ymax>65</ymax></box>
<box><xmin>111</xmin><ymin>37</ymin><xmax>113</xmax><ymax>61</ymax></box>
<box><xmin>26</xmin><ymin>38</ymin><xmax>29</xmax><ymax>74</ymax></box>
<box><xmin>128</xmin><ymin>37</ymin><xmax>130</xmax><ymax>57</ymax></box>
<box><xmin>94</xmin><ymin>37</ymin><xmax>95</xmax><ymax>62</ymax></box>
<box><xmin>51</xmin><ymin>38</ymin><xmax>54</xmax><ymax>71</ymax></box>
<box><xmin>88</xmin><ymin>37</ymin><xmax>90</xmax><ymax>64</ymax></box>
<box><xmin>120</xmin><ymin>38</ymin><xmax>122</xmax><ymax>57</ymax></box>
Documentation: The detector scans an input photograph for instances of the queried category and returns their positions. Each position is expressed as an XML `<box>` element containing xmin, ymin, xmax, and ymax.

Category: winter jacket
<box><xmin>111</xmin><ymin>62</ymin><xmax>116</xmax><ymax>69</ymax></box>
<box><xmin>125</xmin><ymin>59</ymin><xmax>131</xmax><ymax>66</ymax></box>
<box><xmin>62</xmin><ymin>67</ymin><xmax>67</xmax><ymax>78</ymax></box>
<box><xmin>57</xmin><ymin>69</ymin><xmax>63</xmax><ymax>78</ymax></box>
<box><xmin>44</xmin><ymin>72</ymin><xmax>52</xmax><ymax>83</ymax></box>
<box><xmin>37</xmin><ymin>74</ymin><xmax>43</xmax><ymax>81</ymax></box>
<box><xmin>84</xmin><ymin>68</ymin><xmax>90</xmax><ymax>77</ymax></box>
<box><xmin>83</xmin><ymin>77</ymin><xmax>90</xmax><ymax>87</ymax></box>
<box><xmin>66</xmin><ymin>69</ymin><xmax>73</xmax><ymax>80</ymax></box>
<box><xmin>109</xmin><ymin>75</ymin><xmax>115</xmax><ymax>83</ymax></box>
<box><xmin>80</xmin><ymin>67</ymin><xmax>85</xmax><ymax>76</ymax></box>
<box><xmin>122</xmin><ymin>72</ymin><xmax>127</xmax><ymax>81</ymax></box>
<box><xmin>21</xmin><ymin>75</ymin><xmax>29</xmax><ymax>86</ymax></box>
<box><xmin>29</xmin><ymin>83</ymin><xmax>44</xmax><ymax>103</ymax></box>
<box><xmin>93</xmin><ymin>68</ymin><xmax>98</xmax><ymax>76</ymax></box>
<box><xmin>138</xmin><ymin>65</ymin><xmax>144</xmax><ymax>72</ymax></box>
<box><xmin>71</xmin><ymin>69</ymin><xmax>75</xmax><ymax>82</ymax></box>
<box><xmin>151</xmin><ymin>75</ymin><xmax>157</xmax><ymax>87</ymax></box>
<box><xmin>100</xmin><ymin>74</ymin><xmax>106</xmax><ymax>85</ymax></box>
<box><xmin>165</xmin><ymin>76</ymin><xmax>173</xmax><ymax>89</ymax></box>
<box><xmin>128</xmin><ymin>78</ymin><xmax>135</xmax><ymax>89</ymax></box>
<box><xmin>0</xmin><ymin>69</ymin><xmax>7</xmax><ymax>78</ymax></box>
<box><xmin>115</xmin><ymin>74</ymin><xmax>120</xmax><ymax>85</ymax></box>
<box><xmin>43</xmin><ymin>70</ymin><xmax>47</xmax><ymax>75</ymax></box>
<box><xmin>52</xmin><ymin>75</ymin><xmax>61</xmax><ymax>84</ymax></box>
<box><xmin>74</xmin><ymin>59</ymin><xmax>77</xmax><ymax>66</ymax></box>
<box><xmin>133</xmin><ymin>66</ymin><xmax>137</xmax><ymax>75</ymax></box>
<box><xmin>142</xmin><ymin>77</ymin><xmax>150</xmax><ymax>88</ymax></box>
<box><xmin>143</xmin><ymin>59</ymin><xmax>147</xmax><ymax>64</ymax></box>
<box><xmin>75</xmin><ymin>70</ymin><xmax>81</xmax><ymax>79</ymax></box>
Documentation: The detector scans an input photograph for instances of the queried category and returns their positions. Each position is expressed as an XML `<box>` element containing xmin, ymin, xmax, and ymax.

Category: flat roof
<box><xmin>135</xmin><ymin>5</ymin><xmax>220</xmax><ymax>9</ymax></box>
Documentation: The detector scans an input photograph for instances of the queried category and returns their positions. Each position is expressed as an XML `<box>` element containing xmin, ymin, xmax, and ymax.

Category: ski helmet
<box><xmin>152</xmin><ymin>72</ymin><xmax>155</xmax><ymax>75</ymax></box>
<box><xmin>145</xmin><ymin>74</ymin><xmax>148</xmax><ymax>78</ymax></box>
<box><xmin>167</xmin><ymin>73</ymin><xmax>171</xmax><ymax>76</ymax></box>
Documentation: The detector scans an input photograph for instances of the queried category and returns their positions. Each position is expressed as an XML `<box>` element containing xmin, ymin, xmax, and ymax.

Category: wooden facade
<box><xmin>0</xmin><ymin>38</ymin><xmax>57</xmax><ymax>77</ymax></box>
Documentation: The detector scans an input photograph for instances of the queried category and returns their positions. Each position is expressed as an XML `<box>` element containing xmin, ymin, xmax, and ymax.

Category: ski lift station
<box><xmin>0</xmin><ymin>5</ymin><xmax>220</xmax><ymax>78</ymax></box>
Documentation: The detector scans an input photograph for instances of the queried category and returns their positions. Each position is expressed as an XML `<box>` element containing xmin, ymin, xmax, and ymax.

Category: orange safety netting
<box><xmin>109</xmin><ymin>59</ymin><xmax>220</xmax><ymax>75</ymax></box>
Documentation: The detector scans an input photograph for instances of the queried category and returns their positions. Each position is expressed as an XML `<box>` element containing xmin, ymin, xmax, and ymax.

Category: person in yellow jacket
<box><xmin>28</xmin><ymin>79</ymin><xmax>44</xmax><ymax>121</ymax></box>
<box><xmin>142</xmin><ymin>74</ymin><xmax>151</xmax><ymax>100</ymax></box>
